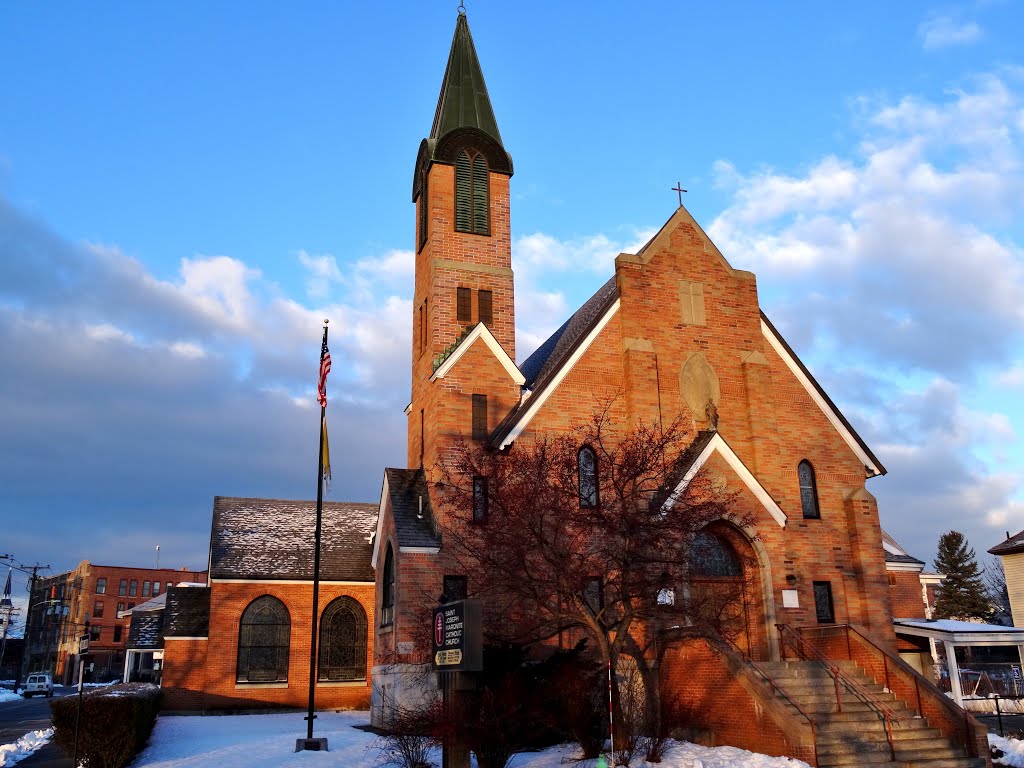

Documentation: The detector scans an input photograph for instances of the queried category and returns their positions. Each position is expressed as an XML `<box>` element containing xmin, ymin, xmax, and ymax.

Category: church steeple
<box><xmin>430</xmin><ymin>13</ymin><xmax>504</xmax><ymax>147</ymax></box>
<box><xmin>407</xmin><ymin>11</ymin><xmax>519</xmax><ymax>471</ymax></box>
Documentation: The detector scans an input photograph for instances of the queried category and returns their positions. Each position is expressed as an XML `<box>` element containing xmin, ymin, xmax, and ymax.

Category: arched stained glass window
<box><xmin>455</xmin><ymin>150</ymin><xmax>489</xmax><ymax>235</ymax></box>
<box><xmin>318</xmin><ymin>597</ymin><xmax>367</xmax><ymax>681</ymax></box>
<box><xmin>381</xmin><ymin>544</ymin><xmax>395</xmax><ymax>627</ymax></box>
<box><xmin>798</xmin><ymin>460</ymin><xmax>820</xmax><ymax>519</ymax></box>
<box><xmin>690</xmin><ymin>531</ymin><xmax>742</xmax><ymax>577</ymax></box>
<box><xmin>236</xmin><ymin>595</ymin><xmax>290</xmax><ymax>683</ymax></box>
<box><xmin>578</xmin><ymin>446</ymin><xmax>598</xmax><ymax>508</ymax></box>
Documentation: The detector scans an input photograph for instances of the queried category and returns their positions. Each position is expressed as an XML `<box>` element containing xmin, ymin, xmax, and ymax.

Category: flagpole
<box><xmin>305</xmin><ymin>320</ymin><xmax>328</xmax><ymax>744</ymax></box>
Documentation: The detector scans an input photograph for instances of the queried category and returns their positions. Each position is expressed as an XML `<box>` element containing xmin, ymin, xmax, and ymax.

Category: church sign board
<box><xmin>431</xmin><ymin>599</ymin><xmax>482</xmax><ymax>672</ymax></box>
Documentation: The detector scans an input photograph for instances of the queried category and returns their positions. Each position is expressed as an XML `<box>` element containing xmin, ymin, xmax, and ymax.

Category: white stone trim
<box><xmin>163</xmin><ymin>636</ymin><xmax>208</xmax><ymax>641</ymax></box>
<box><xmin>431</xmin><ymin>323</ymin><xmax>525</xmax><ymax>385</ymax></box>
<box><xmin>885</xmin><ymin>562</ymin><xmax>925</xmax><ymax>573</ymax></box>
<box><xmin>209</xmin><ymin>578</ymin><xmax>373</xmax><ymax>585</ymax></box>
<box><xmin>371</xmin><ymin>474</ymin><xmax>390</xmax><ymax>569</ymax></box>
<box><xmin>398</xmin><ymin>546</ymin><xmax>441</xmax><ymax>555</ymax></box>
<box><xmin>760</xmin><ymin>318</ymin><xmax>882</xmax><ymax>476</ymax></box>
<box><xmin>665</xmin><ymin>432</ymin><xmax>786</xmax><ymax>527</ymax></box>
<box><xmin>498</xmin><ymin>299</ymin><xmax>621</xmax><ymax>449</ymax></box>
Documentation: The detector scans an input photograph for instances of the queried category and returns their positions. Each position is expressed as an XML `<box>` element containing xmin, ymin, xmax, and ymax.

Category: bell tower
<box><xmin>408</xmin><ymin>11</ymin><xmax>517</xmax><ymax>469</ymax></box>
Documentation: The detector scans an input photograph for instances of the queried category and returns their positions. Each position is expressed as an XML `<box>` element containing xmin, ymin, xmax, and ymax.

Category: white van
<box><xmin>22</xmin><ymin>673</ymin><xmax>53</xmax><ymax>698</ymax></box>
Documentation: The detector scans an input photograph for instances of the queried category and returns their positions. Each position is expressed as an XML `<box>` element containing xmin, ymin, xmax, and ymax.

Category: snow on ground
<box><xmin>0</xmin><ymin>728</ymin><xmax>53</xmax><ymax>767</ymax></box>
<box><xmin>131</xmin><ymin>710</ymin><xmax>810</xmax><ymax>768</ymax></box>
<box><xmin>0</xmin><ymin>690</ymin><xmax>21</xmax><ymax>704</ymax></box>
<box><xmin>992</xmin><ymin>733</ymin><xmax>1024</xmax><ymax>767</ymax></box>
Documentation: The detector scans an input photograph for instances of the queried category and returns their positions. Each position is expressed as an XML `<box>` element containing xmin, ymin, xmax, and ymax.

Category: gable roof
<box><xmin>372</xmin><ymin>468</ymin><xmax>441</xmax><ymax>568</ymax></box>
<box><xmin>663</xmin><ymin>430</ymin><xmax>787</xmax><ymax>527</ymax></box>
<box><xmin>881</xmin><ymin>529</ymin><xmax>926</xmax><ymax>568</ymax></box>
<box><xmin>759</xmin><ymin>313</ymin><xmax>886</xmax><ymax>477</ymax></box>
<box><xmin>127</xmin><ymin>612</ymin><xmax>164</xmax><ymax>650</ymax></box>
<box><xmin>431</xmin><ymin>322</ymin><xmax>524</xmax><ymax>385</ymax></box>
<box><xmin>492</xmin><ymin>276</ymin><xmax>620</xmax><ymax>448</ymax></box>
<box><xmin>163</xmin><ymin>586</ymin><xmax>210</xmax><ymax>638</ymax></box>
<box><xmin>990</xmin><ymin>529</ymin><xmax>1024</xmax><ymax>556</ymax></box>
<box><xmin>210</xmin><ymin>496</ymin><xmax>378</xmax><ymax>582</ymax></box>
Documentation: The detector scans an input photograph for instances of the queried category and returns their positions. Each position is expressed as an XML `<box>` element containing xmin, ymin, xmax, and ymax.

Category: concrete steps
<box><xmin>754</xmin><ymin>659</ymin><xmax>987</xmax><ymax>768</ymax></box>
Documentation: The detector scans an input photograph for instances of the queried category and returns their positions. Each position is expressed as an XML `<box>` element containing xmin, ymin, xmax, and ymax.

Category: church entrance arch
<box><xmin>687</xmin><ymin>521</ymin><xmax>769</xmax><ymax>660</ymax></box>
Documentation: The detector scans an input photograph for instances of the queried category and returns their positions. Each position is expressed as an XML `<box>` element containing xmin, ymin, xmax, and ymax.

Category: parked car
<box><xmin>22</xmin><ymin>673</ymin><xmax>53</xmax><ymax>698</ymax></box>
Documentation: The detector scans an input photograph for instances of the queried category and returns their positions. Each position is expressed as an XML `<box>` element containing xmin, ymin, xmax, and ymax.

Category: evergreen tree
<box><xmin>932</xmin><ymin>531</ymin><xmax>993</xmax><ymax>622</ymax></box>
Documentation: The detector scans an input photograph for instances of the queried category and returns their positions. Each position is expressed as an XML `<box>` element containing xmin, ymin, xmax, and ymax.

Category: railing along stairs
<box><xmin>776</xmin><ymin>623</ymin><xmax>902</xmax><ymax>763</ymax></box>
<box><xmin>716</xmin><ymin>633</ymin><xmax>821</xmax><ymax>767</ymax></box>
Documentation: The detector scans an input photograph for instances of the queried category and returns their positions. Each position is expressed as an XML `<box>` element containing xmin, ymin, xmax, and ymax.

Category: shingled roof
<box><xmin>384</xmin><ymin>468</ymin><xmax>440</xmax><ymax>549</ymax></box>
<box><xmin>128</xmin><ymin>612</ymin><xmax>164</xmax><ymax>650</ymax></box>
<box><xmin>881</xmin><ymin>530</ymin><xmax>926</xmax><ymax>567</ymax></box>
<box><xmin>491</xmin><ymin>276</ymin><xmax>620</xmax><ymax>447</ymax></box>
<box><xmin>210</xmin><ymin>497</ymin><xmax>378</xmax><ymax>581</ymax></box>
<box><xmin>990</xmin><ymin>529</ymin><xmax>1024</xmax><ymax>556</ymax></box>
<box><xmin>163</xmin><ymin>586</ymin><xmax>210</xmax><ymax>638</ymax></box>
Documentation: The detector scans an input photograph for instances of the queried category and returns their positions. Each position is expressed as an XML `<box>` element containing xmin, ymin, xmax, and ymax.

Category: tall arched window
<box><xmin>318</xmin><ymin>597</ymin><xmax>367</xmax><ymax>681</ymax></box>
<box><xmin>236</xmin><ymin>595</ymin><xmax>290</xmax><ymax>683</ymax></box>
<box><xmin>690</xmin><ymin>531</ymin><xmax>743</xmax><ymax>577</ymax></box>
<box><xmin>455</xmin><ymin>150</ymin><xmax>489</xmax><ymax>235</ymax></box>
<box><xmin>798</xmin><ymin>460</ymin><xmax>820</xmax><ymax>519</ymax></box>
<box><xmin>381</xmin><ymin>543</ymin><xmax>395</xmax><ymax>627</ymax></box>
<box><xmin>578</xmin><ymin>446</ymin><xmax>598</xmax><ymax>508</ymax></box>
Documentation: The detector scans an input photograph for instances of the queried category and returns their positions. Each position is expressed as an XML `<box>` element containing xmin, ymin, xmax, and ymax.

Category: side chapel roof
<box><xmin>163</xmin><ymin>586</ymin><xmax>211</xmax><ymax>638</ymax></box>
<box><xmin>881</xmin><ymin>529</ymin><xmax>926</xmax><ymax>567</ymax></box>
<box><xmin>384</xmin><ymin>468</ymin><xmax>441</xmax><ymax>549</ymax></box>
<box><xmin>210</xmin><ymin>497</ymin><xmax>378</xmax><ymax>582</ymax></box>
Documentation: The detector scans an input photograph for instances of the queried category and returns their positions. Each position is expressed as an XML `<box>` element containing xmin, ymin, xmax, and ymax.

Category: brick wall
<box><xmin>660</xmin><ymin>635</ymin><xmax>816</xmax><ymax>765</ymax></box>
<box><xmin>164</xmin><ymin>580</ymin><xmax>373</xmax><ymax>712</ymax></box>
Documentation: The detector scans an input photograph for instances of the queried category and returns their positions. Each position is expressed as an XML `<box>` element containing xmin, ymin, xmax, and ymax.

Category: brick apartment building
<box><xmin>22</xmin><ymin>561</ymin><xmax>206</xmax><ymax>683</ymax></box>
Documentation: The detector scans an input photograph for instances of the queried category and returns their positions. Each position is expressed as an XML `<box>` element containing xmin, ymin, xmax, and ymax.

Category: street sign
<box><xmin>78</xmin><ymin>635</ymin><xmax>89</xmax><ymax>655</ymax></box>
<box><xmin>431</xmin><ymin>599</ymin><xmax>482</xmax><ymax>672</ymax></box>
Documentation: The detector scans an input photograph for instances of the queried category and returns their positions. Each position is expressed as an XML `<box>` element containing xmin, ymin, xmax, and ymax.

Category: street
<box><xmin>0</xmin><ymin>688</ymin><xmax>74</xmax><ymax>767</ymax></box>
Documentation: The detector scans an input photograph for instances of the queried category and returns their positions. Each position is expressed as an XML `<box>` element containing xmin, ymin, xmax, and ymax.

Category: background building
<box><xmin>22</xmin><ymin>561</ymin><xmax>206</xmax><ymax>683</ymax></box>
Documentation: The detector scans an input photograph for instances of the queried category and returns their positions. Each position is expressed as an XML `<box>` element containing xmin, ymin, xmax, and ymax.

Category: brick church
<box><xmin>370</xmin><ymin>6</ymin><xmax>896</xmax><ymax>697</ymax></box>
<box><xmin>159</xmin><ymin>11</ymin><xmax>990</xmax><ymax>764</ymax></box>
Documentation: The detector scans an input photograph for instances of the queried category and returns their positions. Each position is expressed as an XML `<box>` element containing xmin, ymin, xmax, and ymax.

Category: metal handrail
<box><xmin>808</xmin><ymin>623</ymin><xmax>984</xmax><ymax>761</ymax></box>
<box><xmin>716</xmin><ymin>635</ymin><xmax>819</xmax><ymax>768</ymax></box>
<box><xmin>776</xmin><ymin>624</ymin><xmax>900</xmax><ymax>762</ymax></box>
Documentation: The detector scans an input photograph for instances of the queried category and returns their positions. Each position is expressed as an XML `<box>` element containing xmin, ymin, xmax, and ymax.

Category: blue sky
<box><xmin>2</xmin><ymin>1</ymin><xmax>1023</xmax><ymax>608</ymax></box>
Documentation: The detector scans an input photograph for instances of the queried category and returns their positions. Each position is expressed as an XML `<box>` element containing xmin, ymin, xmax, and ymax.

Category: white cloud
<box><xmin>297</xmin><ymin>250</ymin><xmax>342</xmax><ymax>300</ymax></box>
<box><xmin>996</xmin><ymin>363</ymin><xmax>1024</xmax><ymax>388</ymax></box>
<box><xmin>918</xmin><ymin>15</ymin><xmax>983</xmax><ymax>50</ymax></box>
<box><xmin>85</xmin><ymin>323</ymin><xmax>134</xmax><ymax>344</ymax></box>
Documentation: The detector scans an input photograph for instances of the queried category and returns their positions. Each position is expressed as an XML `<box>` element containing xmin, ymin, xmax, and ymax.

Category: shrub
<box><xmin>374</xmin><ymin>699</ymin><xmax>440</xmax><ymax>768</ymax></box>
<box><xmin>50</xmin><ymin>683</ymin><xmax>162</xmax><ymax>768</ymax></box>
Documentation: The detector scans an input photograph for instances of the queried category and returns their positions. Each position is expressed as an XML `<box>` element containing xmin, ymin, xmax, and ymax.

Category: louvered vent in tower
<box><xmin>472</xmin><ymin>154</ymin><xmax>489</xmax><ymax>235</ymax></box>
<box><xmin>455</xmin><ymin>151</ymin><xmax>473</xmax><ymax>232</ymax></box>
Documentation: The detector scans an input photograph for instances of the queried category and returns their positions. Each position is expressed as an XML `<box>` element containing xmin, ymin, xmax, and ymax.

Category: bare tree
<box><xmin>434</xmin><ymin>410</ymin><xmax>754</xmax><ymax>738</ymax></box>
<box><xmin>984</xmin><ymin>557</ymin><xmax>1012</xmax><ymax>626</ymax></box>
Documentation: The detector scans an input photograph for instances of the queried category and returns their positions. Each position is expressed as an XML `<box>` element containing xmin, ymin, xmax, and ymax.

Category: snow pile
<box><xmin>992</xmin><ymin>733</ymin><xmax>1024</xmax><ymax>767</ymax></box>
<box><xmin>0</xmin><ymin>689</ymin><xmax>22</xmax><ymax>704</ymax></box>
<box><xmin>131</xmin><ymin>710</ymin><xmax>811</xmax><ymax>768</ymax></box>
<box><xmin>0</xmin><ymin>728</ymin><xmax>54</xmax><ymax>767</ymax></box>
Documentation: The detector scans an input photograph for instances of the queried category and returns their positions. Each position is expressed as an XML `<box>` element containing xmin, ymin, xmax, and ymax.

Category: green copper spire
<box><xmin>430</xmin><ymin>13</ymin><xmax>503</xmax><ymax>146</ymax></box>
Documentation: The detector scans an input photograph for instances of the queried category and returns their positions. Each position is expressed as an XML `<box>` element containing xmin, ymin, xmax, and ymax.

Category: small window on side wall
<box><xmin>578</xmin><ymin>446</ymin><xmax>598</xmax><ymax>508</ymax></box>
<box><xmin>472</xmin><ymin>394</ymin><xmax>488</xmax><ymax>440</ymax></box>
<box><xmin>478</xmin><ymin>290</ymin><xmax>493</xmax><ymax>326</ymax></box>
<box><xmin>381</xmin><ymin>544</ymin><xmax>395</xmax><ymax>628</ymax></box>
<box><xmin>443</xmin><ymin>575</ymin><xmax>467</xmax><ymax>602</ymax></box>
<box><xmin>473</xmin><ymin>477</ymin><xmax>489</xmax><ymax>523</ymax></box>
<box><xmin>798</xmin><ymin>460</ymin><xmax>820</xmax><ymax>519</ymax></box>
<box><xmin>457</xmin><ymin>287</ymin><xmax>472</xmax><ymax>324</ymax></box>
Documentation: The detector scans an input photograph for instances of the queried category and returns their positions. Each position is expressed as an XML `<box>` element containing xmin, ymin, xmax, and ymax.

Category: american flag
<box><xmin>317</xmin><ymin>335</ymin><xmax>331</xmax><ymax>408</ymax></box>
